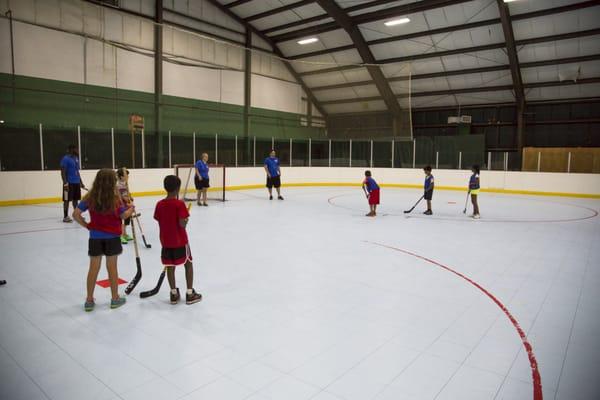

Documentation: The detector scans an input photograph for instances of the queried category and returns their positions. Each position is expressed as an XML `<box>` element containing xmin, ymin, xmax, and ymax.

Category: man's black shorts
<box><xmin>266</xmin><ymin>176</ymin><xmax>281</xmax><ymax>188</ymax></box>
<box><xmin>424</xmin><ymin>190</ymin><xmax>433</xmax><ymax>201</ymax></box>
<box><xmin>194</xmin><ymin>176</ymin><xmax>210</xmax><ymax>190</ymax></box>
<box><xmin>88</xmin><ymin>237</ymin><xmax>123</xmax><ymax>257</ymax></box>
<box><xmin>63</xmin><ymin>183</ymin><xmax>82</xmax><ymax>201</ymax></box>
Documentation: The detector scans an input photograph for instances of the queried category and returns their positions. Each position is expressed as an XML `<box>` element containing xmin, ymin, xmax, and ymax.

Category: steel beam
<box><xmin>245</xmin><ymin>0</ymin><xmax>315</xmax><ymax>21</ymax></box>
<box><xmin>315</xmin><ymin>0</ymin><xmax>402</xmax><ymax>116</ymax></box>
<box><xmin>155</xmin><ymin>0</ymin><xmax>164</xmax><ymax>167</ymax></box>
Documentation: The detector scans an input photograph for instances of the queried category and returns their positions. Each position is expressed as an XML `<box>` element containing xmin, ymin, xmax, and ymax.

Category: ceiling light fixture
<box><xmin>503</xmin><ymin>0</ymin><xmax>520</xmax><ymax>3</ymax></box>
<box><xmin>384</xmin><ymin>17</ymin><xmax>410</xmax><ymax>27</ymax></box>
<box><xmin>297</xmin><ymin>37</ymin><xmax>319</xmax><ymax>45</ymax></box>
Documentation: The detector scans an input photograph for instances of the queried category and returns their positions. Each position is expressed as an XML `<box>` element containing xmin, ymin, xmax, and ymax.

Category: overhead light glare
<box><xmin>297</xmin><ymin>37</ymin><xmax>319</xmax><ymax>45</ymax></box>
<box><xmin>503</xmin><ymin>0</ymin><xmax>520</xmax><ymax>3</ymax></box>
<box><xmin>384</xmin><ymin>17</ymin><xmax>410</xmax><ymax>27</ymax></box>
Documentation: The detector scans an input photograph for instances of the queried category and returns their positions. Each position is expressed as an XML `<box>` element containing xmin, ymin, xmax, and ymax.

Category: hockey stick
<box><xmin>463</xmin><ymin>191</ymin><xmax>471</xmax><ymax>214</ymax></box>
<box><xmin>134</xmin><ymin>214</ymin><xmax>151</xmax><ymax>248</ymax></box>
<box><xmin>140</xmin><ymin>267</ymin><xmax>167</xmax><ymax>298</ymax></box>
<box><xmin>0</xmin><ymin>280</ymin><xmax>6</xmax><ymax>286</ymax></box>
<box><xmin>403</xmin><ymin>195</ymin><xmax>425</xmax><ymax>214</ymax></box>
<box><xmin>362</xmin><ymin>186</ymin><xmax>369</xmax><ymax>199</ymax></box>
<box><xmin>124</xmin><ymin>216</ymin><xmax>142</xmax><ymax>294</ymax></box>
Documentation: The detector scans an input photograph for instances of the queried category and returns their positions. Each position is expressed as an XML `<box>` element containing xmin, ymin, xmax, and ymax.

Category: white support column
<box><xmin>567</xmin><ymin>152</ymin><xmax>571</xmax><ymax>173</ymax></box>
<box><xmin>537</xmin><ymin>151</ymin><xmax>541</xmax><ymax>172</ymax></box>
<box><xmin>111</xmin><ymin>128</ymin><xmax>115</xmax><ymax>169</ymax></box>
<box><xmin>77</xmin><ymin>125</ymin><xmax>82</xmax><ymax>169</ymax></box>
<box><xmin>39</xmin><ymin>123</ymin><xmax>44</xmax><ymax>170</ymax></box>
<box><xmin>308</xmin><ymin>138</ymin><xmax>312</xmax><ymax>167</ymax></box>
<box><xmin>168</xmin><ymin>130</ymin><xmax>172</xmax><ymax>168</ymax></box>
<box><xmin>215</xmin><ymin>134</ymin><xmax>218</xmax><ymax>164</ymax></box>
<box><xmin>235</xmin><ymin>135</ymin><xmax>238</xmax><ymax>167</ymax></box>
<box><xmin>290</xmin><ymin>138</ymin><xmax>293</xmax><ymax>167</ymax></box>
<box><xmin>504</xmin><ymin>152</ymin><xmax>508</xmax><ymax>171</ymax></box>
<box><xmin>141</xmin><ymin>129</ymin><xmax>145</xmax><ymax>168</ymax></box>
<box><xmin>458</xmin><ymin>151</ymin><xmax>462</xmax><ymax>170</ymax></box>
<box><xmin>488</xmin><ymin>151</ymin><xmax>491</xmax><ymax>170</ymax></box>
<box><xmin>436</xmin><ymin>151</ymin><xmax>439</xmax><ymax>169</ymax></box>
<box><xmin>370</xmin><ymin>140</ymin><xmax>373</xmax><ymax>168</ymax></box>
<box><xmin>328</xmin><ymin>139</ymin><xmax>332</xmax><ymax>167</ymax></box>
<box><xmin>391</xmin><ymin>140</ymin><xmax>395</xmax><ymax>168</ymax></box>
<box><xmin>349</xmin><ymin>139</ymin><xmax>352</xmax><ymax>167</ymax></box>
<box><xmin>412</xmin><ymin>139</ymin><xmax>416</xmax><ymax>169</ymax></box>
<box><xmin>192</xmin><ymin>132</ymin><xmax>196</xmax><ymax>163</ymax></box>
<box><xmin>253</xmin><ymin>136</ymin><xmax>256</xmax><ymax>167</ymax></box>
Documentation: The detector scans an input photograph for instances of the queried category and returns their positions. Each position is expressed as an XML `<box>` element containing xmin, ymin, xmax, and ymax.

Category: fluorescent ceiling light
<box><xmin>297</xmin><ymin>37</ymin><xmax>319</xmax><ymax>45</ymax></box>
<box><xmin>384</xmin><ymin>17</ymin><xmax>410</xmax><ymax>27</ymax></box>
<box><xmin>503</xmin><ymin>0</ymin><xmax>520</xmax><ymax>2</ymax></box>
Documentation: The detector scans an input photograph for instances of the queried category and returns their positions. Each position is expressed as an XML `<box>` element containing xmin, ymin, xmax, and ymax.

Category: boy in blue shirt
<box><xmin>194</xmin><ymin>153</ymin><xmax>210</xmax><ymax>206</ymax></box>
<box><xmin>423</xmin><ymin>165</ymin><xmax>434</xmax><ymax>215</ymax></box>
<box><xmin>264</xmin><ymin>150</ymin><xmax>283</xmax><ymax>200</ymax></box>
<box><xmin>362</xmin><ymin>170</ymin><xmax>380</xmax><ymax>217</ymax></box>
<box><xmin>469</xmin><ymin>164</ymin><xmax>481</xmax><ymax>219</ymax></box>
<box><xmin>60</xmin><ymin>144</ymin><xmax>85</xmax><ymax>223</ymax></box>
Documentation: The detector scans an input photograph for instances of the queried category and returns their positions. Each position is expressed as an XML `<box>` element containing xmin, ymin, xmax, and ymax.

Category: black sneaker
<box><xmin>170</xmin><ymin>288</ymin><xmax>180</xmax><ymax>305</ymax></box>
<box><xmin>278</xmin><ymin>196</ymin><xmax>284</xmax><ymax>200</ymax></box>
<box><xmin>186</xmin><ymin>289</ymin><xmax>202</xmax><ymax>305</ymax></box>
<box><xmin>269</xmin><ymin>195</ymin><xmax>273</xmax><ymax>200</ymax></box>
<box><xmin>424</xmin><ymin>210</ymin><xmax>432</xmax><ymax>215</ymax></box>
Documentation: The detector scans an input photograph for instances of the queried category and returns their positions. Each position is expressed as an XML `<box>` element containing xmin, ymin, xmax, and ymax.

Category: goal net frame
<box><xmin>174</xmin><ymin>164</ymin><xmax>226</xmax><ymax>202</ymax></box>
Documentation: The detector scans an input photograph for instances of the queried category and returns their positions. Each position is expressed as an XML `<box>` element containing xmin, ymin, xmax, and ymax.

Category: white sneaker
<box><xmin>63</xmin><ymin>216</ymin><xmax>73</xmax><ymax>223</ymax></box>
<box><xmin>473</xmin><ymin>214</ymin><xmax>481</xmax><ymax>219</ymax></box>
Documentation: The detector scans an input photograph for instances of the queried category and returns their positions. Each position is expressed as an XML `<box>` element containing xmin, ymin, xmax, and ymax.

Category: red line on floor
<box><xmin>366</xmin><ymin>241</ymin><xmax>543</xmax><ymax>400</ymax></box>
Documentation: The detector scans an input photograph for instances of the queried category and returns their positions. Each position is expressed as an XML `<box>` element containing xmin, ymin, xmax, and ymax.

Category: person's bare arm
<box><xmin>179</xmin><ymin>216</ymin><xmax>188</xmax><ymax>228</ymax></box>
<box><xmin>120</xmin><ymin>205</ymin><xmax>135</xmax><ymax>220</ymax></box>
<box><xmin>264</xmin><ymin>165</ymin><xmax>271</xmax><ymax>178</ymax></box>
<box><xmin>72</xmin><ymin>208</ymin><xmax>88</xmax><ymax>229</ymax></box>
<box><xmin>61</xmin><ymin>168</ymin><xmax>68</xmax><ymax>188</ymax></box>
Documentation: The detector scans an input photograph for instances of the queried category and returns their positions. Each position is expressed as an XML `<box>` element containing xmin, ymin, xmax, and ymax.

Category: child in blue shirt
<box><xmin>362</xmin><ymin>170</ymin><xmax>380</xmax><ymax>217</ymax></box>
<box><xmin>423</xmin><ymin>165</ymin><xmax>434</xmax><ymax>215</ymax></box>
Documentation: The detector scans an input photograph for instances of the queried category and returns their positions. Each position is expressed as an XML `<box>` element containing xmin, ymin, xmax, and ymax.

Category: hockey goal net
<box><xmin>174</xmin><ymin>164</ymin><xmax>226</xmax><ymax>202</ymax></box>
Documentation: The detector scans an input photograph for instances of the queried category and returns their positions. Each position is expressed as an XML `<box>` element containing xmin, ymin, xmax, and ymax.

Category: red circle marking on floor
<box><xmin>366</xmin><ymin>241</ymin><xmax>543</xmax><ymax>400</ymax></box>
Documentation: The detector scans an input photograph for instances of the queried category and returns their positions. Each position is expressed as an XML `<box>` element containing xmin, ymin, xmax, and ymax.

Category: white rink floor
<box><xmin>0</xmin><ymin>187</ymin><xmax>599</xmax><ymax>400</ymax></box>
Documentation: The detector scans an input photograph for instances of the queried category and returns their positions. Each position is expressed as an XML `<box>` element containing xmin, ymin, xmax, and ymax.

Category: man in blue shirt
<box><xmin>264</xmin><ymin>150</ymin><xmax>283</xmax><ymax>200</ymax></box>
<box><xmin>194</xmin><ymin>153</ymin><xmax>210</xmax><ymax>206</ymax></box>
<box><xmin>60</xmin><ymin>144</ymin><xmax>85</xmax><ymax>223</ymax></box>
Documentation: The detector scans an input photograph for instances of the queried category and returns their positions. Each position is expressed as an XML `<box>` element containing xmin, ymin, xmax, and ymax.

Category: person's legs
<box><xmin>471</xmin><ymin>194</ymin><xmax>479</xmax><ymax>215</ymax></box>
<box><xmin>63</xmin><ymin>201</ymin><xmax>70</xmax><ymax>219</ymax></box>
<box><xmin>167</xmin><ymin>266</ymin><xmax>176</xmax><ymax>289</ymax></box>
<box><xmin>373</xmin><ymin>204</ymin><xmax>377</xmax><ymax>215</ymax></box>
<box><xmin>202</xmin><ymin>188</ymin><xmax>208</xmax><ymax>205</ymax></box>
<box><xmin>427</xmin><ymin>200</ymin><xmax>431</xmax><ymax>211</ymax></box>
<box><xmin>86</xmin><ymin>256</ymin><xmax>102</xmax><ymax>302</ymax></box>
<box><xmin>184</xmin><ymin>261</ymin><xmax>193</xmax><ymax>290</ymax></box>
<box><xmin>105</xmin><ymin>255</ymin><xmax>120</xmax><ymax>301</ymax></box>
<box><xmin>197</xmin><ymin>190</ymin><xmax>202</xmax><ymax>205</ymax></box>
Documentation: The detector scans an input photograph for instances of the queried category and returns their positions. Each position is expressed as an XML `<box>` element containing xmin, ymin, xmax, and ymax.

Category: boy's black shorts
<box><xmin>124</xmin><ymin>217</ymin><xmax>131</xmax><ymax>226</ymax></box>
<box><xmin>194</xmin><ymin>176</ymin><xmax>210</xmax><ymax>189</ymax></box>
<box><xmin>89</xmin><ymin>237</ymin><xmax>123</xmax><ymax>257</ymax></box>
<box><xmin>266</xmin><ymin>176</ymin><xmax>281</xmax><ymax>188</ymax></box>
<box><xmin>424</xmin><ymin>190</ymin><xmax>433</xmax><ymax>201</ymax></box>
<box><xmin>63</xmin><ymin>183</ymin><xmax>82</xmax><ymax>201</ymax></box>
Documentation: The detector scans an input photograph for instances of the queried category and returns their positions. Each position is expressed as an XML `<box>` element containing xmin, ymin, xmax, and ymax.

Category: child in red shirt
<box><xmin>362</xmin><ymin>170</ymin><xmax>380</xmax><ymax>217</ymax></box>
<box><xmin>73</xmin><ymin>168</ymin><xmax>134</xmax><ymax>311</ymax></box>
<box><xmin>154</xmin><ymin>175</ymin><xmax>202</xmax><ymax>305</ymax></box>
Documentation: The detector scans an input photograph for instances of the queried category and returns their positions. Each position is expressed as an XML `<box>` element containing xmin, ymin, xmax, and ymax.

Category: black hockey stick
<box><xmin>0</xmin><ymin>280</ymin><xmax>6</xmax><ymax>286</ymax></box>
<box><xmin>463</xmin><ymin>191</ymin><xmax>471</xmax><ymax>214</ymax></box>
<box><xmin>404</xmin><ymin>195</ymin><xmax>425</xmax><ymax>214</ymax></box>
<box><xmin>124</xmin><ymin>218</ymin><xmax>142</xmax><ymax>295</ymax></box>
<box><xmin>134</xmin><ymin>214</ymin><xmax>151</xmax><ymax>248</ymax></box>
<box><xmin>140</xmin><ymin>267</ymin><xmax>168</xmax><ymax>298</ymax></box>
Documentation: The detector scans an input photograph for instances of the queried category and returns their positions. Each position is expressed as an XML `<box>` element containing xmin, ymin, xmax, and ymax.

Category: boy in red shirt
<box><xmin>154</xmin><ymin>175</ymin><xmax>202</xmax><ymax>305</ymax></box>
<box><xmin>362</xmin><ymin>170</ymin><xmax>380</xmax><ymax>217</ymax></box>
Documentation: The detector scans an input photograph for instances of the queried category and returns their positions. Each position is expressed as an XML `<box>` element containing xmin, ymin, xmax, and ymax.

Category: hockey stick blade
<box><xmin>141</xmin><ymin>235</ymin><xmax>152</xmax><ymax>249</ymax></box>
<box><xmin>140</xmin><ymin>270</ymin><xmax>166</xmax><ymax>298</ymax></box>
<box><xmin>404</xmin><ymin>195</ymin><xmax>424</xmax><ymax>214</ymax></box>
<box><xmin>0</xmin><ymin>280</ymin><xmax>6</xmax><ymax>286</ymax></box>
<box><xmin>125</xmin><ymin>258</ymin><xmax>142</xmax><ymax>295</ymax></box>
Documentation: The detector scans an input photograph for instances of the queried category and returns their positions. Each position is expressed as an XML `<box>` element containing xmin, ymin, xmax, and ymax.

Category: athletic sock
<box><xmin>171</xmin><ymin>289</ymin><xmax>178</xmax><ymax>295</ymax></box>
<box><xmin>187</xmin><ymin>289</ymin><xmax>193</xmax><ymax>295</ymax></box>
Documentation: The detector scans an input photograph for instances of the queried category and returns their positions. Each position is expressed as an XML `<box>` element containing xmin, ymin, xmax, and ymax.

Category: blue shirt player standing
<box><xmin>60</xmin><ymin>144</ymin><xmax>85</xmax><ymax>223</ymax></box>
<box><xmin>264</xmin><ymin>150</ymin><xmax>283</xmax><ymax>200</ymax></box>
